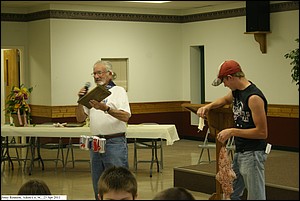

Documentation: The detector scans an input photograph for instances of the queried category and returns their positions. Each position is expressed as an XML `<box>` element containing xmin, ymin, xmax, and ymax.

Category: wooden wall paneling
<box><xmin>28</xmin><ymin>102</ymin><xmax>299</xmax><ymax>150</ymax></box>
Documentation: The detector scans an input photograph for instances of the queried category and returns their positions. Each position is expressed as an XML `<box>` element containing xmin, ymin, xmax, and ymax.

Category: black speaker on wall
<box><xmin>246</xmin><ymin>1</ymin><xmax>270</xmax><ymax>32</ymax></box>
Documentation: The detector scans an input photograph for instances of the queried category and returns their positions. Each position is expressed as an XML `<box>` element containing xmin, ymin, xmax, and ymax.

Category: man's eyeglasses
<box><xmin>91</xmin><ymin>71</ymin><xmax>108</xmax><ymax>77</ymax></box>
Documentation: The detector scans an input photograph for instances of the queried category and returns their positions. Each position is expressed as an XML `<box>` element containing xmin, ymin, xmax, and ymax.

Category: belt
<box><xmin>236</xmin><ymin>148</ymin><xmax>264</xmax><ymax>153</ymax></box>
<box><xmin>97</xmin><ymin>132</ymin><xmax>125</xmax><ymax>139</ymax></box>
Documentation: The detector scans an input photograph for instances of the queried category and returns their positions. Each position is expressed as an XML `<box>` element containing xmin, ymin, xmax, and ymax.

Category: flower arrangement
<box><xmin>5</xmin><ymin>84</ymin><xmax>33</xmax><ymax>126</ymax></box>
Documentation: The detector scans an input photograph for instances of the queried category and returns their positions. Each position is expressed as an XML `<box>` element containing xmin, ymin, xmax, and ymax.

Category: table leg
<box><xmin>28</xmin><ymin>137</ymin><xmax>44</xmax><ymax>175</ymax></box>
<box><xmin>133</xmin><ymin>139</ymin><xmax>138</xmax><ymax>172</ymax></box>
<box><xmin>150</xmin><ymin>140</ymin><xmax>154</xmax><ymax>177</ymax></box>
<box><xmin>154</xmin><ymin>140</ymin><xmax>160</xmax><ymax>172</ymax></box>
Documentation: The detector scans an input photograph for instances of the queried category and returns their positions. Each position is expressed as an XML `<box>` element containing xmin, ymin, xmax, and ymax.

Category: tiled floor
<box><xmin>2</xmin><ymin>139</ymin><xmax>298</xmax><ymax>200</ymax></box>
<box><xmin>1</xmin><ymin>139</ymin><xmax>212</xmax><ymax>200</ymax></box>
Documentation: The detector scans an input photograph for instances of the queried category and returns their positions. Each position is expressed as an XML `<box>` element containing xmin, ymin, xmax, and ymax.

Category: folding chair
<box><xmin>65</xmin><ymin>137</ymin><xmax>90</xmax><ymax>169</ymax></box>
<box><xmin>40</xmin><ymin>138</ymin><xmax>67</xmax><ymax>171</ymax></box>
<box><xmin>133</xmin><ymin>123</ymin><xmax>163</xmax><ymax>177</ymax></box>
<box><xmin>1</xmin><ymin>136</ymin><xmax>32</xmax><ymax>171</ymax></box>
<box><xmin>197</xmin><ymin>128</ymin><xmax>216</xmax><ymax>164</ymax></box>
<box><xmin>226</xmin><ymin>136</ymin><xmax>235</xmax><ymax>160</ymax></box>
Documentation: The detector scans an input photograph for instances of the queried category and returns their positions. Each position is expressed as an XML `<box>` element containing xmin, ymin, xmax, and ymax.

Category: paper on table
<box><xmin>198</xmin><ymin>117</ymin><xmax>205</xmax><ymax>131</ymax></box>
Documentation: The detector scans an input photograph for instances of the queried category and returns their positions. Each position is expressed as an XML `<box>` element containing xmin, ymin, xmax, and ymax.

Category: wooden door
<box><xmin>3</xmin><ymin>49</ymin><xmax>20</xmax><ymax>123</ymax></box>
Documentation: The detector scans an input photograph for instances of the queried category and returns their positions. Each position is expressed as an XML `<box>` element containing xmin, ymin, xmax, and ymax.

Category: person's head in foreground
<box><xmin>18</xmin><ymin>179</ymin><xmax>51</xmax><ymax>195</ymax></box>
<box><xmin>212</xmin><ymin>60</ymin><xmax>246</xmax><ymax>90</ymax></box>
<box><xmin>152</xmin><ymin>187</ymin><xmax>196</xmax><ymax>200</ymax></box>
<box><xmin>98</xmin><ymin>166</ymin><xmax>138</xmax><ymax>200</ymax></box>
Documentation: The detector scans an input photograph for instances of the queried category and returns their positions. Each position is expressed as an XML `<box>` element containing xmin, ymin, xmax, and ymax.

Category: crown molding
<box><xmin>1</xmin><ymin>1</ymin><xmax>298</xmax><ymax>23</ymax></box>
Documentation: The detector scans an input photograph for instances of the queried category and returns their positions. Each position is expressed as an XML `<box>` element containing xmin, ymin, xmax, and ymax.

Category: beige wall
<box><xmin>1</xmin><ymin>4</ymin><xmax>299</xmax><ymax>118</ymax></box>
<box><xmin>28</xmin><ymin>20</ymin><xmax>52</xmax><ymax>105</ymax></box>
<box><xmin>182</xmin><ymin>10</ymin><xmax>299</xmax><ymax>105</ymax></box>
<box><xmin>49</xmin><ymin>19</ymin><xmax>182</xmax><ymax>105</ymax></box>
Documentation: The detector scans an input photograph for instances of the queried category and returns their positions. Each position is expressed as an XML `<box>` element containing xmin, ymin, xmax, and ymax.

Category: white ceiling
<box><xmin>1</xmin><ymin>1</ymin><xmax>239</xmax><ymax>11</ymax></box>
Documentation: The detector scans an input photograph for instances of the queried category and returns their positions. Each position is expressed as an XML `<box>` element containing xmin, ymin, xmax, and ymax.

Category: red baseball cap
<box><xmin>212</xmin><ymin>60</ymin><xmax>242</xmax><ymax>86</ymax></box>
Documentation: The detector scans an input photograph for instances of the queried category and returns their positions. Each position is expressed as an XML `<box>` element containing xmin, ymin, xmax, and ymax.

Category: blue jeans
<box><xmin>230</xmin><ymin>150</ymin><xmax>267</xmax><ymax>200</ymax></box>
<box><xmin>89</xmin><ymin>136</ymin><xmax>128</xmax><ymax>200</ymax></box>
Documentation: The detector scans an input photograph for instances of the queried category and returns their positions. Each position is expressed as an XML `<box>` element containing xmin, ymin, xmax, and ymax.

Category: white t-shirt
<box><xmin>83</xmin><ymin>86</ymin><xmax>131</xmax><ymax>135</ymax></box>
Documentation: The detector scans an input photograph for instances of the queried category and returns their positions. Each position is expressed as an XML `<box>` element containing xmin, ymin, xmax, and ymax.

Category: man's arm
<box><xmin>76</xmin><ymin>104</ymin><xmax>87</xmax><ymax>123</ymax></box>
<box><xmin>217</xmin><ymin>95</ymin><xmax>268</xmax><ymax>143</ymax></box>
<box><xmin>197</xmin><ymin>92</ymin><xmax>233</xmax><ymax>118</ymax></box>
<box><xmin>89</xmin><ymin>99</ymin><xmax>131</xmax><ymax>123</ymax></box>
<box><xmin>107</xmin><ymin>108</ymin><xmax>131</xmax><ymax>122</ymax></box>
<box><xmin>244</xmin><ymin>95</ymin><xmax>268</xmax><ymax>139</ymax></box>
<box><xmin>76</xmin><ymin>87</ymin><xmax>89</xmax><ymax>123</ymax></box>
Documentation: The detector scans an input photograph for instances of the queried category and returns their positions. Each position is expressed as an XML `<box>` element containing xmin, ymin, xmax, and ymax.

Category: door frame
<box><xmin>1</xmin><ymin>46</ymin><xmax>24</xmax><ymax>124</ymax></box>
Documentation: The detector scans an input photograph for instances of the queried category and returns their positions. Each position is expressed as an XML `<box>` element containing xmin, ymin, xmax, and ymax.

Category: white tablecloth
<box><xmin>1</xmin><ymin>124</ymin><xmax>180</xmax><ymax>146</ymax></box>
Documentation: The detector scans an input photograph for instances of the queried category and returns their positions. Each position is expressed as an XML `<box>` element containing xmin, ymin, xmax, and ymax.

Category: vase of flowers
<box><xmin>11</xmin><ymin>113</ymin><xmax>24</xmax><ymax>127</ymax></box>
<box><xmin>5</xmin><ymin>84</ymin><xmax>33</xmax><ymax>127</ymax></box>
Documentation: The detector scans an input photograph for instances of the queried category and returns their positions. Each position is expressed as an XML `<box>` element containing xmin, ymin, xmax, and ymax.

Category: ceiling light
<box><xmin>126</xmin><ymin>1</ymin><xmax>171</xmax><ymax>4</ymax></box>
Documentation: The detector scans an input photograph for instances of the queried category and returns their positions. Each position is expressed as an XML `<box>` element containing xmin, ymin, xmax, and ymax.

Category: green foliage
<box><xmin>284</xmin><ymin>38</ymin><xmax>299</xmax><ymax>89</ymax></box>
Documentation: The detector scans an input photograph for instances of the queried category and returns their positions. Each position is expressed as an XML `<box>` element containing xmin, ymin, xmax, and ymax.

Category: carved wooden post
<box><xmin>207</xmin><ymin>106</ymin><xmax>233</xmax><ymax>200</ymax></box>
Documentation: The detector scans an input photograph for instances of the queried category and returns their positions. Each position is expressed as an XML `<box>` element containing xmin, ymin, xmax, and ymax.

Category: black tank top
<box><xmin>232</xmin><ymin>81</ymin><xmax>268</xmax><ymax>153</ymax></box>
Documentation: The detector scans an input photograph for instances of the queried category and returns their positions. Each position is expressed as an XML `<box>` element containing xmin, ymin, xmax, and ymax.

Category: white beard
<box><xmin>98</xmin><ymin>81</ymin><xmax>105</xmax><ymax>86</ymax></box>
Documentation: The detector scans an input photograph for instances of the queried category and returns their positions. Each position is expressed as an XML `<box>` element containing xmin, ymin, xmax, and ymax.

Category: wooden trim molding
<box><xmin>129</xmin><ymin>101</ymin><xmax>187</xmax><ymax>114</ymax></box>
<box><xmin>29</xmin><ymin>102</ymin><xmax>298</xmax><ymax>119</ymax></box>
<box><xmin>30</xmin><ymin>105</ymin><xmax>76</xmax><ymax>118</ymax></box>
<box><xmin>29</xmin><ymin>101</ymin><xmax>189</xmax><ymax>118</ymax></box>
<box><xmin>268</xmin><ymin>104</ymin><xmax>299</xmax><ymax>118</ymax></box>
<box><xmin>28</xmin><ymin>102</ymin><xmax>298</xmax><ymax>150</ymax></box>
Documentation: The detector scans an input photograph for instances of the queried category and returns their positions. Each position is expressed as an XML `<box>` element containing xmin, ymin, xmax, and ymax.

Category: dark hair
<box><xmin>153</xmin><ymin>187</ymin><xmax>196</xmax><ymax>200</ymax></box>
<box><xmin>98</xmin><ymin>166</ymin><xmax>137</xmax><ymax>200</ymax></box>
<box><xmin>18</xmin><ymin>179</ymin><xmax>51</xmax><ymax>195</ymax></box>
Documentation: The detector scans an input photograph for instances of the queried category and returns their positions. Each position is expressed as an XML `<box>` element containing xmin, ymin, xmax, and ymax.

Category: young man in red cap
<box><xmin>197</xmin><ymin>60</ymin><xmax>268</xmax><ymax>200</ymax></box>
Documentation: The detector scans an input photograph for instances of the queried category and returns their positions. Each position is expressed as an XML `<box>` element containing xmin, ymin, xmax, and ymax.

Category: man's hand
<box><xmin>89</xmin><ymin>100</ymin><xmax>108</xmax><ymax>111</ymax></box>
<box><xmin>78</xmin><ymin>87</ymin><xmax>88</xmax><ymax>98</ymax></box>
<box><xmin>197</xmin><ymin>106</ymin><xmax>209</xmax><ymax>119</ymax></box>
<box><xmin>217</xmin><ymin>128</ymin><xmax>232</xmax><ymax>144</ymax></box>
